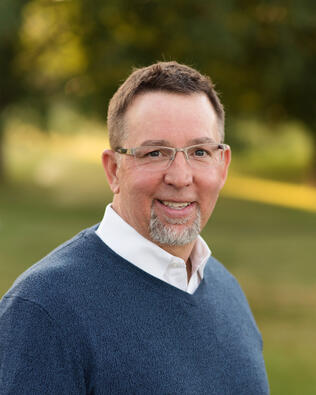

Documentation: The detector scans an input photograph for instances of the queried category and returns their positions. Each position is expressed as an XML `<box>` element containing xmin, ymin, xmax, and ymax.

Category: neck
<box><xmin>160</xmin><ymin>241</ymin><xmax>194</xmax><ymax>261</ymax></box>
<box><xmin>159</xmin><ymin>242</ymin><xmax>195</xmax><ymax>282</ymax></box>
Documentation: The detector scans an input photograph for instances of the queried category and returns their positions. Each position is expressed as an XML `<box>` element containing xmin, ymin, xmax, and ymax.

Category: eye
<box><xmin>194</xmin><ymin>149</ymin><xmax>209</xmax><ymax>157</ymax></box>
<box><xmin>191</xmin><ymin>147</ymin><xmax>213</xmax><ymax>158</ymax></box>
<box><xmin>135</xmin><ymin>147</ymin><xmax>163</xmax><ymax>159</ymax></box>
<box><xmin>136</xmin><ymin>147</ymin><xmax>171</xmax><ymax>160</ymax></box>
<box><xmin>147</xmin><ymin>150</ymin><xmax>162</xmax><ymax>157</ymax></box>
<box><xmin>145</xmin><ymin>147</ymin><xmax>171</xmax><ymax>159</ymax></box>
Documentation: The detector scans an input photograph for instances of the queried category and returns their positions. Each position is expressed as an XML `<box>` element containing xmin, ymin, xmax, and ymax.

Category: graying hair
<box><xmin>107</xmin><ymin>61</ymin><xmax>225</xmax><ymax>150</ymax></box>
<box><xmin>149</xmin><ymin>206</ymin><xmax>201</xmax><ymax>246</ymax></box>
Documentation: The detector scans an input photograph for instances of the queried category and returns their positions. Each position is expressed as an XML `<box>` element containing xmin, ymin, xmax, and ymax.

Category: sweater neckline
<box><xmin>84</xmin><ymin>225</ymin><xmax>211</xmax><ymax>306</ymax></box>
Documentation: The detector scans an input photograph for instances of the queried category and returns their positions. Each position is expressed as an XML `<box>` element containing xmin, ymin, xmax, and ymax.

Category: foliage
<box><xmin>2</xmin><ymin>0</ymin><xmax>315</xmax><ymax>120</ymax></box>
<box><xmin>0</xmin><ymin>0</ymin><xmax>28</xmax><ymax>181</ymax></box>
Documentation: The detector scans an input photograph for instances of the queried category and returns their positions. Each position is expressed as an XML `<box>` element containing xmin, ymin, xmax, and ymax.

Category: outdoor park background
<box><xmin>1</xmin><ymin>1</ymin><xmax>316</xmax><ymax>393</ymax></box>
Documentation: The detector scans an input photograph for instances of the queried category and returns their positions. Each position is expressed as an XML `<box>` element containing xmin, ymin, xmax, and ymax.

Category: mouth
<box><xmin>158</xmin><ymin>200</ymin><xmax>192</xmax><ymax>210</ymax></box>
<box><xmin>153</xmin><ymin>199</ymin><xmax>197</xmax><ymax>225</ymax></box>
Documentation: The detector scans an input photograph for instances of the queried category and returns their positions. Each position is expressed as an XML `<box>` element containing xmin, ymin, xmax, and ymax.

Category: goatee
<box><xmin>149</xmin><ymin>206</ymin><xmax>201</xmax><ymax>246</ymax></box>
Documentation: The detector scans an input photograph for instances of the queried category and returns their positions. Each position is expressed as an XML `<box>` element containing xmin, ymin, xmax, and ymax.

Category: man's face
<box><xmin>108</xmin><ymin>91</ymin><xmax>230</xmax><ymax>247</ymax></box>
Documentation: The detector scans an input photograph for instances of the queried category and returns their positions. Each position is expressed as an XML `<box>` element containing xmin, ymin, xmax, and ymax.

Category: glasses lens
<box><xmin>133</xmin><ymin>146</ymin><xmax>173</xmax><ymax>169</ymax></box>
<box><xmin>187</xmin><ymin>144</ymin><xmax>223</xmax><ymax>167</ymax></box>
<box><xmin>130</xmin><ymin>144</ymin><xmax>227</xmax><ymax>170</ymax></box>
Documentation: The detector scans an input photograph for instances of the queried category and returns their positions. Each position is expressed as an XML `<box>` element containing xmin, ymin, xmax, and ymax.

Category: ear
<box><xmin>102</xmin><ymin>150</ymin><xmax>120</xmax><ymax>194</ymax></box>
<box><xmin>219</xmin><ymin>146</ymin><xmax>231</xmax><ymax>190</ymax></box>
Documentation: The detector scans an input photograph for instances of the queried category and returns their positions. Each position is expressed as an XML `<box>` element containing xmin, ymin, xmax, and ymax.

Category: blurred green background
<box><xmin>1</xmin><ymin>1</ymin><xmax>316</xmax><ymax>393</ymax></box>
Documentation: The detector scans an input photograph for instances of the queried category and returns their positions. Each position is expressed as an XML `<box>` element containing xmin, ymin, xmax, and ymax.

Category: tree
<box><xmin>74</xmin><ymin>0</ymin><xmax>316</xmax><ymax>176</ymax></box>
<box><xmin>13</xmin><ymin>0</ymin><xmax>316</xmax><ymax>124</ymax></box>
<box><xmin>0</xmin><ymin>0</ymin><xmax>29</xmax><ymax>183</ymax></box>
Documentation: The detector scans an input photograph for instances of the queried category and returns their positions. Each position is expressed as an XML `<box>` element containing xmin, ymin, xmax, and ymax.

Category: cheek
<box><xmin>122</xmin><ymin>172</ymin><xmax>160</xmax><ymax>206</ymax></box>
<box><xmin>198</xmin><ymin>177</ymin><xmax>222</xmax><ymax>213</ymax></box>
<box><xmin>199</xmin><ymin>171</ymin><xmax>222</xmax><ymax>196</ymax></box>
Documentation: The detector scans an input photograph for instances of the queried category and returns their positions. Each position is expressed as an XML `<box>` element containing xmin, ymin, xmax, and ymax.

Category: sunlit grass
<box><xmin>223</xmin><ymin>175</ymin><xmax>316</xmax><ymax>213</ymax></box>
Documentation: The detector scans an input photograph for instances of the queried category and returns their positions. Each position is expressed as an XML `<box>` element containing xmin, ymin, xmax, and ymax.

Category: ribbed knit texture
<box><xmin>0</xmin><ymin>225</ymin><xmax>269</xmax><ymax>394</ymax></box>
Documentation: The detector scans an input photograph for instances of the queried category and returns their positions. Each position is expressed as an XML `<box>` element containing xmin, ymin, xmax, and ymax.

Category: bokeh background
<box><xmin>1</xmin><ymin>1</ymin><xmax>316</xmax><ymax>393</ymax></box>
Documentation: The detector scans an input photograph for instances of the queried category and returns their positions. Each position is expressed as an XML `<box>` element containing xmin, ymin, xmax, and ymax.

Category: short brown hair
<box><xmin>107</xmin><ymin>61</ymin><xmax>225</xmax><ymax>149</ymax></box>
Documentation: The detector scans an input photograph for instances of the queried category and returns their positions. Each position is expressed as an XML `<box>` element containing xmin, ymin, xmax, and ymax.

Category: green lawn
<box><xmin>1</xmin><ymin>183</ymin><xmax>316</xmax><ymax>394</ymax></box>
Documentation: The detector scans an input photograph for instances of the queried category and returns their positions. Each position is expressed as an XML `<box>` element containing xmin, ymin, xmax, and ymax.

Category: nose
<box><xmin>164</xmin><ymin>151</ymin><xmax>193</xmax><ymax>188</ymax></box>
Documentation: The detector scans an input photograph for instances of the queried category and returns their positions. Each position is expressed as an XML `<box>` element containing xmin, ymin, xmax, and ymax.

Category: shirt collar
<box><xmin>95</xmin><ymin>204</ymin><xmax>211</xmax><ymax>285</ymax></box>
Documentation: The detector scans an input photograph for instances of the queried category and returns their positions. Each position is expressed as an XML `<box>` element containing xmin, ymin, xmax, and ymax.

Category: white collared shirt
<box><xmin>95</xmin><ymin>204</ymin><xmax>211</xmax><ymax>294</ymax></box>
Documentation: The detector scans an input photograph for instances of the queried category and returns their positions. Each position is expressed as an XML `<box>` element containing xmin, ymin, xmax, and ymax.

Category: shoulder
<box><xmin>0</xmin><ymin>225</ymin><xmax>110</xmax><ymax>370</ymax></box>
<box><xmin>204</xmin><ymin>255</ymin><xmax>238</xmax><ymax>285</ymax></box>
<box><xmin>1</xmin><ymin>224</ymin><xmax>107</xmax><ymax>311</ymax></box>
<box><xmin>204</xmin><ymin>256</ymin><xmax>259</xmax><ymax>328</ymax></box>
<box><xmin>204</xmin><ymin>255</ymin><xmax>248</xmax><ymax>302</ymax></box>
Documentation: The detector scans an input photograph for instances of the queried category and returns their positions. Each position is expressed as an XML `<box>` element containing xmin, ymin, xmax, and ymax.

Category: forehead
<box><xmin>124</xmin><ymin>91</ymin><xmax>220</xmax><ymax>146</ymax></box>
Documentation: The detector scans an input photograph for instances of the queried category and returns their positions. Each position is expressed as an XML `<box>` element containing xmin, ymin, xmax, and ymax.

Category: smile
<box><xmin>159</xmin><ymin>201</ymin><xmax>192</xmax><ymax>209</ymax></box>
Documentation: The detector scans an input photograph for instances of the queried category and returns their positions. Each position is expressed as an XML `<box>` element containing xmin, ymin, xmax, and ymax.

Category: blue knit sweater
<box><xmin>0</xmin><ymin>225</ymin><xmax>269</xmax><ymax>394</ymax></box>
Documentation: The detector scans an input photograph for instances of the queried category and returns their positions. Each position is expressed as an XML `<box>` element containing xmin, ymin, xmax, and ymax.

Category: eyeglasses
<box><xmin>115</xmin><ymin>143</ymin><xmax>229</xmax><ymax>171</ymax></box>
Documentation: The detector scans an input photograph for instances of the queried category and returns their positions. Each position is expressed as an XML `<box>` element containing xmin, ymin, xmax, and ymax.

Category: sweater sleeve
<box><xmin>0</xmin><ymin>295</ymin><xmax>87</xmax><ymax>394</ymax></box>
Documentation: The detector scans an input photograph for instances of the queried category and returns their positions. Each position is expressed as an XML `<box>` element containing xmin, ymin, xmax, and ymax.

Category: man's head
<box><xmin>103</xmin><ymin>62</ymin><xmax>230</xmax><ymax>253</ymax></box>
<box><xmin>107</xmin><ymin>61</ymin><xmax>225</xmax><ymax>150</ymax></box>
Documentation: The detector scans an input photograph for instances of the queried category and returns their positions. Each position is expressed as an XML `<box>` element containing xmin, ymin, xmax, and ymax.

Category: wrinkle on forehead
<box><xmin>139</xmin><ymin>137</ymin><xmax>217</xmax><ymax>147</ymax></box>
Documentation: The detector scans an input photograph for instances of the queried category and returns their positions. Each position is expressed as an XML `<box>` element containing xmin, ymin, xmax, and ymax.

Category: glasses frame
<box><xmin>115</xmin><ymin>143</ymin><xmax>230</xmax><ymax>170</ymax></box>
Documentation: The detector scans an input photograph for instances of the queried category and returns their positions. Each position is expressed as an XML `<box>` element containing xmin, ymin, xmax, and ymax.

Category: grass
<box><xmin>0</xmin><ymin>184</ymin><xmax>104</xmax><ymax>293</ymax></box>
<box><xmin>223</xmin><ymin>175</ymin><xmax>316</xmax><ymax>213</ymax></box>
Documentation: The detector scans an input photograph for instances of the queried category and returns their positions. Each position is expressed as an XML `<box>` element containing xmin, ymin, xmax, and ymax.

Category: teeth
<box><xmin>161</xmin><ymin>201</ymin><xmax>191</xmax><ymax>209</ymax></box>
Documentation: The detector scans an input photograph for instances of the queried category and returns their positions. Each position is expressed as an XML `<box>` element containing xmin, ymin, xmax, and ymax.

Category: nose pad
<box><xmin>170</xmin><ymin>149</ymin><xmax>190</xmax><ymax>167</ymax></box>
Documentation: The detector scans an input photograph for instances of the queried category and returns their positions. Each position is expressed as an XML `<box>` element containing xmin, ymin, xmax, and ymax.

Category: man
<box><xmin>0</xmin><ymin>61</ymin><xmax>269</xmax><ymax>394</ymax></box>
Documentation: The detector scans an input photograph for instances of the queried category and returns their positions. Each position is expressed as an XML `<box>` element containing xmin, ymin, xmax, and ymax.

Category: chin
<box><xmin>149</xmin><ymin>208</ymin><xmax>201</xmax><ymax>246</ymax></box>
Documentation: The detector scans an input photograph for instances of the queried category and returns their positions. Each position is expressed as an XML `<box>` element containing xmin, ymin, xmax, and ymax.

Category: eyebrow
<box><xmin>140</xmin><ymin>140</ymin><xmax>170</xmax><ymax>146</ymax></box>
<box><xmin>140</xmin><ymin>137</ymin><xmax>216</xmax><ymax>147</ymax></box>
<box><xmin>187</xmin><ymin>137</ymin><xmax>216</xmax><ymax>145</ymax></box>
